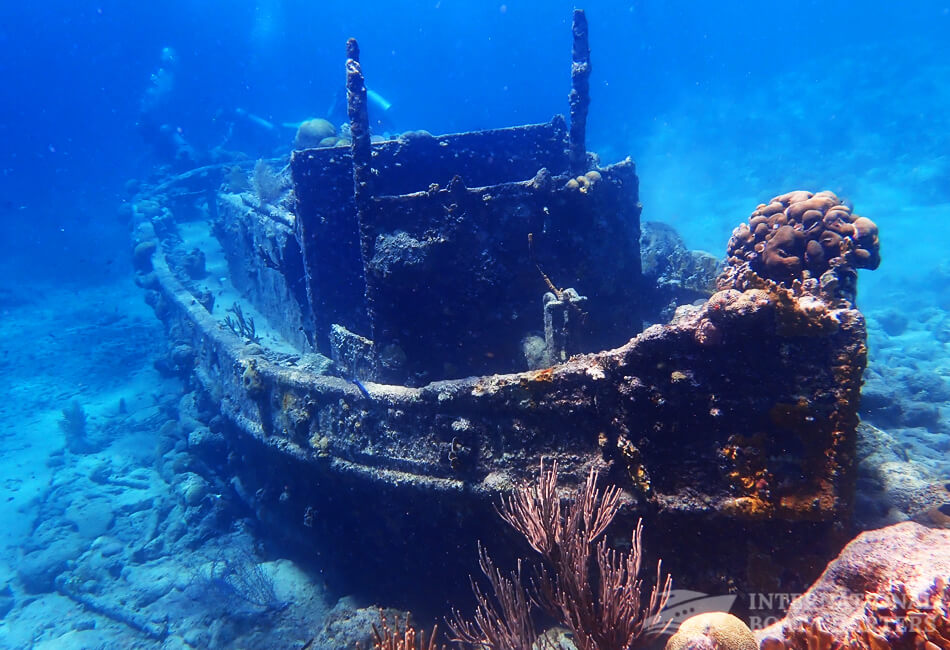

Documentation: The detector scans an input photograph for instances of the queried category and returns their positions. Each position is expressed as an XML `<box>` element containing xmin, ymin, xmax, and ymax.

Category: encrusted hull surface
<box><xmin>138</xmin><ymin>222</ymin><xmax>867</xmax><ymax>597</ymax></box>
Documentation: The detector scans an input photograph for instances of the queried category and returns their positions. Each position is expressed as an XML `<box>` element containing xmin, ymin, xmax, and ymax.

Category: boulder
<box><xmin>759</xmin><ymin>521</ymin><xmax>950</xmax><ymax>644</ymax></box>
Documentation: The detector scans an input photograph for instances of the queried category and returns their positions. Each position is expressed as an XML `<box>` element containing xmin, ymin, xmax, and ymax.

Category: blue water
<box><xmin>4</xmin><ymin>2</ymin><xmax>948</xmax><ymax>283</ymax></box>
<box><xmin>1</xmin><ymin>1</ymin><xmax>949</xmax><ymax>647</ymax></box>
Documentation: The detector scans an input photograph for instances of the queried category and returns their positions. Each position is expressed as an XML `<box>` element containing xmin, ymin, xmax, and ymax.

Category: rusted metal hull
<box><xmin>136</xmin><ymin>220</ymin><xmax>865</xmax><ymax>597</ymax></box>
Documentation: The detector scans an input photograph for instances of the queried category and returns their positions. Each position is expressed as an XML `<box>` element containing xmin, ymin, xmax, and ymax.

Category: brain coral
<box><xmin>294</xmin><ymin>118</ymin><xmax>337</xmax><ymax>149</ymax></box>
<box><xmin>666</xmin><ymin>612</ymin><xmax>757</xmax><ymax>650</ymax></box>
<box><xmin>719</xmin><ymin>190</ymin><xmax>880</xmax><ymax>305</ymax></box>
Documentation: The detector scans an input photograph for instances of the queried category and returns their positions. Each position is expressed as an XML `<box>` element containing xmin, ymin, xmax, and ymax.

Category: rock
<box><xmin>934</xmin><ymin>314</ymin><xmax>950</xmax><ymax>343</ymax></box>
<box><xmin>666</xmin><ymin>612</ymin><xmax>757</xmax><ymax>650</ymax></box>
<box><xmin>187</xmin><ymin>426</ymin><xmax>227</xmax><ymax>457</ymax></box>
<box><xmin>18</xmin><ymin>538</ymin><xmax>80</xmax><ymax>594</ymax></box>
<box><xmin>859</xmin><ymin>369</ymin><xmax>900</xmax><ymax>425</ymax></box>
<box><xmin>159</xmin><ymin>635</ymin><xmax>192</xmax><ymax>650</ymax></box>
<box><xmin>640</xmin><ymin>221</ymin><xmax>722</xmax><ymax>322</ymax></box>
<box><xmin>133</xmin><ymin>240</ymin><xmax>157</xmax><ymax>273</ymax></box>
<box><xmin>167</xmin><ymin>451</ymin><xmax>193</xmax><ymax>476</ymax></box>
<box><xmin>130</xmin><ymin>536</ymin><xmax>165</xmax><ymax>563</ymax></box>
<box><xmin>905</xmin><ymin>364</ymin><xmax>950</xmax><ymax>402</ymax></box>
<box><xmin>164</xmin><ymin>520</ymin><xmax>188</xmax><ymax>547</ymax></box>
<box><xmin>852</xmin><ymin>422</ymin><xmax>950</xmax><ymax>528</ymax></box>
<box><xmin>182</xmin><ymin>627</ymin><xmax>208</xmax><ymax>648</ymax></box>
<box><xmin>0</xmin><ymin>593</ymin><xmax>79</xmax><ymax>647</ymax></box>
<box><xmin>758</xmin><ymin>521</ymin><xmax>950</xmax><ymax>643</ymax></box>
<box><xmin>123</xmin><ymin>565</ymin><xmax>174</xmax><ymax>607</ymax></box>
<box><xmin>170</xmin><ymin>343</ymin><xmax>194</xmax><ymax>367</ymax></box>
<box><xmin>165</xmin><ymin>246</ymin><xmax>207</xmax><ymax>281</ymax></box>
<box><xmin>263</xmin><ymin>558</ymin><xmax>324</xmax><ymax>609</ymax></box>
<box><xmin>177</xmin><ymin>394</ymin><xmax>204</xmax><ymax>432</ymax></box>
<box><xmin>64</xmin><ymin>496</ymin><xmax>115</xmax><ymax>540</ymax></box>
<box><xmin>522</xmin><ymin>334</ymin><xmax>548</xmax><ymax>370</ymax></box>
<box><xmin>156</xmin><ymin>420</ymin><xmax>181</xmax><ymax>456</ymax></box>
<box><xmin>314</xmin><ymin>597</ymin><xmax>397</xmax><ymax>650</ymax></box>
<box><xmin>0</xmin><ymin>581</ymin><xmax>14</xmax><ymax>619</ymax></box>
<box><xmin>902</xmin><ymin>401</ymin><xmax>942</xmax><ymax>429</ymax></box>
<box><xmin>873</xmin><ymin>308</ymin><xmax>908</xmax><ymax>336</ymax></box>
<box><xmin>179</xmin><ymin>472</ymin><xmax>210</xmax><ymax>506</ymax></box>
<box><xmin>181</xmin><ymin>248</ymin><xmax>206</xmax><ymax>279</ymax></box>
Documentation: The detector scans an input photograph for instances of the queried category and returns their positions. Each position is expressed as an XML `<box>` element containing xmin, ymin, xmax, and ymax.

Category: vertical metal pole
<box><xmin>568</xmin><ymin>9</ymin><xmax>591</xmax><ymax>175</ymax></box>
<box><xmin>346</xmin><ymin>38</ymin><xmax>373</xmax><ymax>215</ymax></box>
<box><xmin>346</xmin><ymin>38</ymin><xmax>379</xmax><ymax>367</ymax></box>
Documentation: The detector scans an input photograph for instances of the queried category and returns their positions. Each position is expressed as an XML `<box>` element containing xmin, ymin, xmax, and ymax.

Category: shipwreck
<box><xmin>131</xmin><ymin>10</ymin><xmax>880</xmax><ymax>604</ymax></box>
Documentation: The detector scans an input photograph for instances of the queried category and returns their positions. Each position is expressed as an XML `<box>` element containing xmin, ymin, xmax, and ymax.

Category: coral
<box><xmin>59</xmin><ymin>400</ymin><xmax>100</xmax><ymax>454</ymax></box>
<box><xmin>720</xmin><ymin>432</ymin><xmax>773</xmax><ymax>519</ymax></box>
<box><xmin>240</xmin><ymin>359</ymin><xmax>264</xmax><ymax>398</ymax></box>
<box><xmin>133</xmin><ymin>240</ymin><xmax>156</xmax><ymax>273</ymax></box>
<box><xmin>849</xmin><ymin>579</ymin><xmax>950</xmax><ymax>649</ymax></box>
<box><xmin>357</xmin><ymin>610</ymin><xmax>444</xmax><ymax>650</ymax></box>
<box><xmin>251</xmin><ymin>159</ymin><xmax>285</xmax><ymax>205</ymax></box>
<box><xmin>294</xmin><ymin>118</ymin><xmax>336</xmax><ymax>149</ymax></box>
<box><xmin>447</xmin><ymin>460</ymin><xmax>672</xmax><ymax>650</ymax></box>
<box><xmin>448</xmin><ymin>545</ymin><xmax>536</xmax><ymax>650</ymax></box>
<box><xmin>765</xmin><ymin>581</ymin><xmax>950</xmax><ymax>648</ymax></box>
<box><xmin>719</xmin><ymin>190</ymin><xmax>880</xmax><ymax>305</ymax></box>
<box><xmin>206</xmin><ymin>550</ymin><xmax>287</xmax><ymax>614</ymax></box>
<box><xmin>765</xmin><ymin>285</ymin><xmax>840</xmax><ymax>337</ymax></box>
<box><xmin>317</xmin><ymin>600</ymin><xmax>401</xmax><ymax>648</ymax></box>
<box><xmin>224</xmin><ymin>302</ymin><xmax>261</xmax><ymax>344</ymax></box>
<box><xmin>564</xmin><ymin>169</ymin><xmax>603</xmax><ymax>194</ymax></box>
<box><xmin>665</xmin><ymin>612</ymin><xmax>757</xmax><ymax>650</ymax></box>
<box><xmin>760</xmin><ymin>618</ymin><xmax>836</xmax><ymax>650</ymax></box>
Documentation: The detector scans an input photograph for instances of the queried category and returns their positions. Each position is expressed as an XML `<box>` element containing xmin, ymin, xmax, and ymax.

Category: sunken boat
<box><xmin>131</xmin><ymin>10</ymin><xmax>880</xmax><ymax>604</ymax></box>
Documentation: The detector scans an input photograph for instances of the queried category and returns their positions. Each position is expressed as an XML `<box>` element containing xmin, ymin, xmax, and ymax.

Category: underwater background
<box><xmin>1</xmin><ymin>1</ymin><xmax>949</xmax><ymax>648</ymax></box>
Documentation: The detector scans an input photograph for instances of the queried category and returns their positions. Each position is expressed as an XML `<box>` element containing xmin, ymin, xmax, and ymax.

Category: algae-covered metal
<box><xmin>293</xmin><ymin>32</ymin><xmax>641</xmax><ymax>385</ymax></box>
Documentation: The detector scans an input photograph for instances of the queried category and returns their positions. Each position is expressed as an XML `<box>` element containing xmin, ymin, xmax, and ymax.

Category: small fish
<box><xmin>351</xmin><ymin>378</ymin><xmax>371</xmax><ymax>400</ymax></box>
